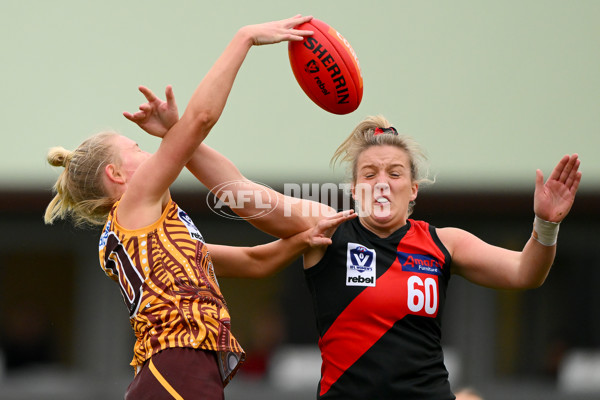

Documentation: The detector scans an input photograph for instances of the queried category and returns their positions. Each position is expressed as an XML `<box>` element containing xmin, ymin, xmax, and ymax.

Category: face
<box><xmin>351</xmin><ymin>145</ymin><xmax>418</xmax><ymax>235</ymax></box>
<box><xmin>110</xmin><ymin>135</ymin><xmax>151</xmax><ymax>183</ymax></box>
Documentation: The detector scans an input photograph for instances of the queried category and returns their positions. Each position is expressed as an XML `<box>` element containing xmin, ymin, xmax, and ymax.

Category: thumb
<box><xmin>312</xmin><ymin>237</ymin><xmax>333</xmax><ymax>247</ymax></box>
<box><xmin>535</xmin><ymin>169</ymin><xmax>544</xmax><ymax>192</ymax></box>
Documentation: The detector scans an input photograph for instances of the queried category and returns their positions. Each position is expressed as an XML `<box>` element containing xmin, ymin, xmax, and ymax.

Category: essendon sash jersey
<box><xmin>98</xmin><ymin>199</ymin><xmax>244</xmax><ymax>386</ymax></box>
<box><xmin>305</xmin><ymin>218</ymin><xmax>454</xmax><ymax>399</ymax></box>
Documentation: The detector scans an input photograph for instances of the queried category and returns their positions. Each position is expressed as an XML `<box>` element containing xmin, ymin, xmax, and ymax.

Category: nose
<box><xmin>374</xmin><ymin>182</ymin><xmax>390</xmax><ymax>197</ymax></box>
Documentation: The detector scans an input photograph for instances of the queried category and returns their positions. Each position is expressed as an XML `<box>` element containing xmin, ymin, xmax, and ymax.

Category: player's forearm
<box><xmin>187</xmin><ymin>144</ymin><xmax>245</xmax><ymax>190</ymax></box>
<box><xmin>246</xmin><ymin>230</ymin><xmax>312</xmax><ymax>277</ymax></box>
<box><xmin>187</xmin><ymin>144</ymin><xmax>320</xmax><ymax>238</ymax></box>
<box><xmin>211</xmin><ymin>230</ymin><xmax>311</xmax><ymax>278</ymax></box>
<box><xmin>178</xmin><ymin>28</ymin><xmax>254</xmax><ymax>138</ymax></box>
<box><xmin>515</xmin><ymin>237</ymin><xmax>557</xmax><ymax>289</ymax></box>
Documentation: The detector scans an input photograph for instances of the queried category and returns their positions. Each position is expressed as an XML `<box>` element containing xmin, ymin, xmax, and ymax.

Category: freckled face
<box><xmin>352</xmin><ymin>145</ymin><xmax>418</xmax><ymax>235</ymax></box>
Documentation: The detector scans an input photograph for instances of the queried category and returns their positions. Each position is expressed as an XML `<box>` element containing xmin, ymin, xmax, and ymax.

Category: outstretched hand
<box><xmin>307</xmin><ymin>210</ymin><xmax>356</xmax><ymax>247</ymax></box>
<box><xmin>243</xmin><ymin>14</ymin><xmax>314</xmax><ymax>46</ymax></box>
<box><xmin>123</xmin><ymin>85</ymin><xmax>179</xmax><ymax>138</ymax></box>
<box><xmin>534</xmin><ymin>154</ymin><xmax>582</xmax><ymax>222</ymax></box>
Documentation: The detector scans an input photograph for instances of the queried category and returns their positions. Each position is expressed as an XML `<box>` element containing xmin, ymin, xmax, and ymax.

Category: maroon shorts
<box><xmin>125</xmin><ymin>348</ymin><xmax>224</xmax><ymax>400</ymax></box>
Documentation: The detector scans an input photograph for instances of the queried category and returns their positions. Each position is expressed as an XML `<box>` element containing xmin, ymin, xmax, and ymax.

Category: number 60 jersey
<box><xmin>305</xmin><ymin>218</ymin><xmax>454</xmax><ymax>400</ymax></box>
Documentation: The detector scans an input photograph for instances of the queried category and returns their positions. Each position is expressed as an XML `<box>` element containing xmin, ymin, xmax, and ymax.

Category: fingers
<box><xmin>286</xmin><ymin>15</ymin><xmax>314</xmax><ymax>39</ymax></box>
<box><xmin>543</xmin><ymin>154</ymin><xmax>582</xmax><ymax>192</ymax></box>
<box><xmin>312</xmin><ymin>237</ymin><xmax>333</xmax><ymax>246</ymax></box>
<box><xmin>564</xmin><ymin>157</ymin><xmax>580</xmax><ymax>185</ymax></box>
<box><xmin>569</xmin><ymin>170</ymin><xmax>582</xmax><ymax>194</ymax></box>
<box><xmin>123</xmin><ymin>111</ymin><xmax>134</xmax><ymax>121</ymax></box>
<box><xmin>165</xmin><ymin>85</ymin><xmax>175</xmax><ymax>104</ymax></box>
<box><xmin>286</xmin><ymin>14</ymin><xmax>313</xmax><ymax>28</ymax></box>
<box><xmin>138</xmin><ymin>85</ymin><xmax>158</xmax><ymax>103</ymax></box>
<box><xmin>122</xmin><ymin>109</ymin><xmax>146</xmax><ymax>122</ymax></box>
<box><xmin>548</xmin><ymin>154</ymin><xmax>580</xmax><ymax>184</ymax></box>
<box><xmin>548</xmin><ymin>154</ymin><xmax>569</xmax><ymax>182</ymax></box>
<box><xmin>564</xmin><ymin>158</ymin><xmax>582</xmax><ymax>193</ymax></box>
<box><xmin>557</xmin><ymin>154</ymin><xmax>577</xmax><ymax>184</ymax></box>
<box><xmin>287</xmin><ymin>29</ymin><xmax>314</xmax><ymax>41</ymax></box>
<box><xmin>319</xmin><ymin>210</ymin><xmax>356</xmax><ymax>229</ymax></box>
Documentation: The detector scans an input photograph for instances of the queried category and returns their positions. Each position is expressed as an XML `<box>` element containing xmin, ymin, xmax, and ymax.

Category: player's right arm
<box><xmin>208</xmin><ymin>210</ymin><xmax>354</xmax><ymax>278</ymax></box>
<box><xmin>125</xmin><ymin>83</ymin><xmax>336</xmax><ymax>239</ymax></box>
<box><xmin>188</xmin><ymin>143</ymin><xmax>333</xmax><ymax>238</ymax></box>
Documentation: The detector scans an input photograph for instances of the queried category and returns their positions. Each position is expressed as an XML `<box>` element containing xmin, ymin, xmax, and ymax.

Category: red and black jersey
<box><xmin>305</xmin><ymin>218</ymin><xmax>454</xmax><ymax>399</ymax></box>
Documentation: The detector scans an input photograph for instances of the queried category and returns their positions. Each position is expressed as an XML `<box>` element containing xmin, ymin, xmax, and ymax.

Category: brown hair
<box><xmin>44</xmin><ymin>131</ymin><xmax>119</xmax><ymax>227</ymax></box>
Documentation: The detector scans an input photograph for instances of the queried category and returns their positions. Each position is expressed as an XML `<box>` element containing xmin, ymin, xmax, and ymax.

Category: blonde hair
<box><xmin>44</xmin><ymin>131</ymin><xmax>119</xmax><ymax>227</ymax></box>
<box><xmin>331</xmin><ymin>115</ymin><xmax>433</xmax><ymax>215</ymax></box>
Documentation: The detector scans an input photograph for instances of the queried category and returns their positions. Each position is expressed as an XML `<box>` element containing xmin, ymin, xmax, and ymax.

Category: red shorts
<box><xmin>125</xmin><ymin>348</ymin><xmax>224</xmax><ymax>400</ymax></box>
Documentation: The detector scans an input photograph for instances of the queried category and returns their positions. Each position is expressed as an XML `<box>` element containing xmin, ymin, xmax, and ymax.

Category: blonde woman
<box><xmin>44</xmin><ymin>15</ymin><xmax>358</xmax><ymax>400</ymax></box>
<box><xmin>128</xmin><ymin>93</ymin><xmax>581</xmax><ymax>399</ymax></box>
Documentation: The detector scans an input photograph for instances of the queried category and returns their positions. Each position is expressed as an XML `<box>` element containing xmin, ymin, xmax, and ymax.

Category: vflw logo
<box><xmin>346</xmin><ymin>243</ymin><xmax>376</xmax><ymax>287</ymax></box>
<box><xmin>178</xmin><ymin>208</ymin><xmax>204</xmax><ymax>242</ymax></box>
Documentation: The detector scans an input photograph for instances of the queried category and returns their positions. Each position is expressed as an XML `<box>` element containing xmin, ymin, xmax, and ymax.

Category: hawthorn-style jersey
<box><xmin>305</xmin><ymin>218</ymin><xmax>454</xmax><ymax>399</ymax></box>
<box><xmin>98</xmin><ymin>199</ymin><xmax>244</xmax><ymax>386</ymax></box>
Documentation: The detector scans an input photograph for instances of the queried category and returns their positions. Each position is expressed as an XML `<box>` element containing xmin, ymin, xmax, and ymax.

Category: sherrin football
<box><xmin>288</xmin><ymin>18</ymin><xmax>363</xmax><ymax>115</ymax></box>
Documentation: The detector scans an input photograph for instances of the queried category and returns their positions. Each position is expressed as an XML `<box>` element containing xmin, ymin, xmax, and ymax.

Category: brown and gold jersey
<box><xmin>98</xmin><ymin>199</ymin><xmax>244</xmax><ymax>385</ymax></box>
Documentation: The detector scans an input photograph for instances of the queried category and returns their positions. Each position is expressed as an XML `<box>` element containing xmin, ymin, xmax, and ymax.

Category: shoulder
<box><xmin>435</xmin><ymin>226</ymin><xmax>479</xmax><ymax>254</ymax></box>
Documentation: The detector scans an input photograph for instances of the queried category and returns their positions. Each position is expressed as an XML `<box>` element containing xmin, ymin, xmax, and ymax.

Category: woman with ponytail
<box><xmin>128</xmin><ymin>90</ymin><xmax>582</xmax><ymax>398</ymax></box>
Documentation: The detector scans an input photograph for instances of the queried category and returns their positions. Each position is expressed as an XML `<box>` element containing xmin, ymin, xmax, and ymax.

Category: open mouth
<box><xmin>375</xmin><ymin>197</ymin><xmax>390</xmax><ymax>204</ymax></box>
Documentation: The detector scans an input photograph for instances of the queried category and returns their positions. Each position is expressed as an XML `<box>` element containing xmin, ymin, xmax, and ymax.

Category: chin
<box><xmin>372</xmin><ymin>204</ymin><xmax>393</xmax><ymax>220</ymax></box>
<box><xmin>372</xmin><ymin>205</ymin><xmax>407</xmax><ymax>226</ymax></box>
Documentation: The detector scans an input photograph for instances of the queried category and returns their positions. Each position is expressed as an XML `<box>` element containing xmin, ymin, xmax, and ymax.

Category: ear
<box><xmin>105</xmin><ymin>164</ymin><xmax>126</xmax><ymax>185</ymax></box>
<box><xmin>350</xmin><ymin>182</ymin><xmax>356</xmax><ymax>200</ymax></box>
<box><xmin>410</xmin><ymin>181</ymin><xmax>419</xmax><ymax>202</ymax></box>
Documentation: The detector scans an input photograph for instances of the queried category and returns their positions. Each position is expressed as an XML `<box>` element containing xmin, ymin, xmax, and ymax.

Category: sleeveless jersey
<box><xmin>305</xmin><ymin>218</ymin><xmax>454</xmax><ymax>399</ymax></box>
<box><xmin>98</xmin><ymin>199</ymin><xmax>244</xmax><ymax>386</ymax></box>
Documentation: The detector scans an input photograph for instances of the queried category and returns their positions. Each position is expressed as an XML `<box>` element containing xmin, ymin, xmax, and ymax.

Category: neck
<box><xmin>359</xmin><ymin>217</ymin><xmax>408</xmax><ymax>238</ymax></box>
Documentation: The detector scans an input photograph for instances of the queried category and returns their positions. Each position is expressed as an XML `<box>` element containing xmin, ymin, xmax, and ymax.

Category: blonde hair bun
<box><xmin>47</xmin><ymin>146</ymin><xmax>72</xmax><ymax>167</ymax></box>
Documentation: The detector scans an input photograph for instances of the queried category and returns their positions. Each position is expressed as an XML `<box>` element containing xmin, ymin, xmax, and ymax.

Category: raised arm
<box><xmin>189</xmin><ymin>143</ymin><xmax>333</xmax><ymax>238</ymax></box>
<box><xmin>208</xmin><ymin>210</ymin><xmax>355</xmax><ymax>278</ymax></box>
<box><xmin>124</xmin><ymin>19</ymin><xmax>337</xmax><ymax>237</ymax></box>
<box><xmin>125</xmin><ymin>91</ymin><xmax>330</xmax><ymax>237</ymax></box>
<box><xmin>441</xmin><ymin>154</ymin><xmax>581</xmax><ymax>289</ymax></box>
<box><xmin>118</xmin><ymin>15</ymin><xmax>314</xmax><ymax>229</ymax></box>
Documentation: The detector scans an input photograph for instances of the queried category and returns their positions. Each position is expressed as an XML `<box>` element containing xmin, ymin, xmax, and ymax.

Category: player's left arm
<box><xmin>441</xmin><ymin>154</ymin><xmax>581</xmax><ymax>289</ymax></box>
<box><xmin>208</xmin><ymin>210</ymin><xmax>355</xmax><ymax>278</ymax></box>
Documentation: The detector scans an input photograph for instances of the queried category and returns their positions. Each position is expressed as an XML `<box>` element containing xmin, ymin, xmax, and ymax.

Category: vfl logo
<box><xmin>178</xmin><ymin>209</ymin><xmax>204</xmax><ymax>242</ymax></box>
<box><xmin>304</xmin><ymin>59</ymin><xmax>319</xmax><ymax>73</ymax></box>
<box><xmin>346</xmin><ymin>243</ymin><xmax>376</xmax><ymax>287</ymax></box>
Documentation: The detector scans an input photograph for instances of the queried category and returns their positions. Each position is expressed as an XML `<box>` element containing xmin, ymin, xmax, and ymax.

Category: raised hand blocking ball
<box><xmin>288</xmin><ymin>19</ymin><xmax>363</xmax><ymax>115</ymax></box>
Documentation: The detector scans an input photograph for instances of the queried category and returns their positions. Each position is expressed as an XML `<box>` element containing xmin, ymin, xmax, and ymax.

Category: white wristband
<box><xmin>532</xmin><ymin>215</ymin><xmax>560</xmax><ymax>246</ymax></box>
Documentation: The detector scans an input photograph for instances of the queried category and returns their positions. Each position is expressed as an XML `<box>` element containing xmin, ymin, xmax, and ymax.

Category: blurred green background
<box><xmin>2</xmin><ymin>0</ymin><xmax>598</xmax><ymax>191</ymax></box>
